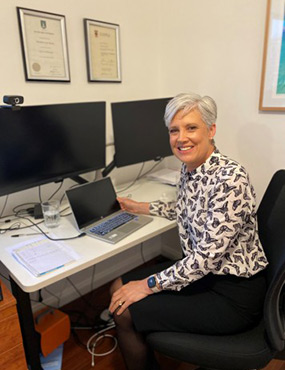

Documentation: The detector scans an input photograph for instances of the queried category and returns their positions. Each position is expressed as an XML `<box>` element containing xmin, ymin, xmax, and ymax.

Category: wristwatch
<box><xmin>147</xmin><ymin>275</ymin><xmax>161</xmax><ymax>293</ymax></box>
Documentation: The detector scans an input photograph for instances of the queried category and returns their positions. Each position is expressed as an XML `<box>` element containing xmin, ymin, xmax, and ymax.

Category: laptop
<box><xmin>65</xmin><ymin>177</ymin><xmax>153</xmax><ymax>244</ymax></box>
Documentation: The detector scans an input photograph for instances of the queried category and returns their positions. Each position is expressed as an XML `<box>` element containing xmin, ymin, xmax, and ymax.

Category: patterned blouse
<box><xmin>149</xmin><ymin>149</ymin><xmax>268</xmax><ymax>291</ymax></box>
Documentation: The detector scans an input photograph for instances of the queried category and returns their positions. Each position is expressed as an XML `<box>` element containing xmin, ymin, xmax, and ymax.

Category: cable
<box><xmin>66</xmin><ymin>277</ymin><xmax>100</xmax><ymax>311</ymax></box>
<box><xmin>48</xmin><ymin>181</ymin><xmax>64</xmax><ymax>201</ymax></box>
<box><xmin>13</xmin><ymin>215</ymin><xmax>85</xmax><ymax>241</ymax></box>
<box><xmin>93</xmin><ymin>170</ymin><xmax>98</xmax><ymax>182</ymax></box>
<box><xmin>0</xmin><ymin>220</ymin><xmax>45</xmax><ymax>234</ymax></box>
<box><xmin>30</xmin><ymin>298</ymin><xmax>58</xmax><ymax>310</ymax></box>
<box><xmin>0</xmin><ymin>195</ymin><xmax>9</xmax><ymax>218</ymax></box>
<box><xmin>59</xmin><ymin>206</ymin><xmax>72</xmax><ymax>217</ymax></box>
<box><xmin>38</xmin><ymin>186</ymin><xmax>43</xmax><ymax>204</ymax></box>
<box><xmin>38</xmin><ymin>181</ymin><xmax>65</xmax><ymax>203</ymax></box>
<box><xmin>0</xmin><ymin>213</ymin><xmax>15</xmax><ymax>223</ymax></box>
<box><xmin>12</xmin><ymin>202</ymin><xmax>39</xmax><ymax>215</ymax></box>
<box><xmin>138</xmin><ymin>158</ymin><xmax>164</xmax><ymax>178</ymax></box>
<box><xmin>38</xmin><ymin>289</ymin><xmax>43</xmax><ymax>302</ymax></box>
<box><xmin>117</xmin><ymin>162</ymin><xmax>145</xmax><ymax>193</ymax></box>
<box><xmin>86</xmin><ymin>324</ymin><xmax>117</xmax><ymax>367</ymax></box>
<box><xmin>0</xmin><ymin>221</ymin><xmax>24</xmax><ymax>235</ymax></box>
<box><xmin>59</xmin><ymin>182</ymin><xmax>84</xmax><ymax>205</ymax></box>
<box><xmin>43</xmin><ymin>287</ymin><xmax>61</xmax><ymax>308</ymax></box>
<box><xmin>31</xmin><ymin>295</ymin><xmax>117</xmax><ymax>367</ymax></box>
<box><xmin>60</xmin><ymin>192</ymin><xmax>66</xmax><ymax>205</ymax></box>
<box><xmin>31</xmin><ymin>297</ymin><xmax>107</xmax><ymax>330</ymax></box>
<box><xmin>116</xmin><ymin>158</ymin><xmax>164</xmax><ymax>194</ymax></box>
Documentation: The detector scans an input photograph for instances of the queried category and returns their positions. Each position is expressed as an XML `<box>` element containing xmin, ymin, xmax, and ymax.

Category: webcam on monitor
<box><xmin>1</xmin><ymin>95</ymin><xmax>24</xmax><ymax>110</ymax></box>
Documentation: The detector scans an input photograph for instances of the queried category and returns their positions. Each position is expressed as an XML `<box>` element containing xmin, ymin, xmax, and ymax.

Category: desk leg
<box><xmin>10</xmin><ymin>277</ymin><xmax>43</xmax><ymax>370</ymax></box>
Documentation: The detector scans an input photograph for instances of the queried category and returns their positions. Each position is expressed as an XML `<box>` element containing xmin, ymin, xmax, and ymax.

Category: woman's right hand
<box><xmin>117</xmin><ymin>197</ymin><xmax>150</xmax><ymax>215</ymax></box>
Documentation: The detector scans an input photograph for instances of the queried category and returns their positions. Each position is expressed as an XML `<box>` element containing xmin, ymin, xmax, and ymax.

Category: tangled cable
<box><xmin>86</xmin><ymin>324</ymin><xmax>117</xmax><ymax>367</ymax></box>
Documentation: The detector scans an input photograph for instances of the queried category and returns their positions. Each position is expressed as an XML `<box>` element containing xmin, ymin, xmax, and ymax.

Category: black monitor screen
<box><xmin>111</xmin><ymin>98</ymin><xmax>172</xmax><ymax>167</ymax></box>
<box><xmin>0</xmin><ymin>101</ymin><xmax>106</xmax><ymax>197</ymax></box>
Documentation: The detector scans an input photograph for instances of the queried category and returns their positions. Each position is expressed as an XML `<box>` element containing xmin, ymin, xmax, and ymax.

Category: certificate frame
<box><xmin>259</xmin><ymin>0</ymin><xmax>285</xmax><ymax>110</ymax></box>
<box><xmin>17</xmin><ymin>7</ymin><xmax>70</xmax><ymax>82</ymax></box>
<box><xmin>84</xmin><ymin>18</ymin><xmax>121</xmax><ymax>82</ymax></box>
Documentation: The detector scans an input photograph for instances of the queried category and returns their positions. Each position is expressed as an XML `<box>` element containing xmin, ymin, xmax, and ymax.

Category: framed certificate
<box><xmin>260</xmin><ymin>0</ymin><xmax>285</xmax><ymax>110</ymax></box>
<box><xmin>17</xmin><ymin>7</ymin><xmax>70</xmax><ymax>82</ymax></box>
<box><xmin>84</xmin><ymin>19</ymin><xmax>121</xmax><ymax>82</ymax></box>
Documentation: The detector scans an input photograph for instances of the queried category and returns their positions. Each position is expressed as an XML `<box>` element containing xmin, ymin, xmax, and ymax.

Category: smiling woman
<box><xmin>168</xmin><ymin>108</ymin><xmax>216</xmax><ymax>172</ymax></box>
<box><xmin>107</xmin><ymin>92</ymin><xmax>268</xmax><ymax>370</ymax></box>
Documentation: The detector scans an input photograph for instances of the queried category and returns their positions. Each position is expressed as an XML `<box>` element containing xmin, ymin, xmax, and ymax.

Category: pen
<box><xmin>11</xmin><ymin>232</ymin><xmax>49</xmax><ymax>237</ymax></box>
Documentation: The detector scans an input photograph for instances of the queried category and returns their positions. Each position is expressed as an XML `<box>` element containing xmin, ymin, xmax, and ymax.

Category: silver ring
<box><xmin>118</xmin><ymin>300</ymin><xmax>123</xmax><ymax>307</ymax></box>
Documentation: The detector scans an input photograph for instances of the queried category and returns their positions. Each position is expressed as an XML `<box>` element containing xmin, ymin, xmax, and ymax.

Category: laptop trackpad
<box><xmin>119</xmin><ymin>223</ymin><xmax>138</xmax><ymax>233</ymax></box>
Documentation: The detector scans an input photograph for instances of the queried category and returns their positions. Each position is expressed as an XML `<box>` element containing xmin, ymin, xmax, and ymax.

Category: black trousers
<box><xmin>122</xmin><ymin>261</ymin><xmax>266</xmax><ymax>335</ymax></box>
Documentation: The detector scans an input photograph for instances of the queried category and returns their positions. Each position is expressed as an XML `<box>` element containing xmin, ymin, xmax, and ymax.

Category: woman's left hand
<box><xmin>109</xmin><ymin>278</ymin><xmax>152</xmax><ymax>315</ymax></box>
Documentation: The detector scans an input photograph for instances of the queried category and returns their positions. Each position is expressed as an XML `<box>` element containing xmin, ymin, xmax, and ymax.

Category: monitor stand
<box><xmin>102</xmin><ymin>159</ymin><xmax>116</xmax><ymax>177</ymax></box>
<box><xmin>70</xmin><ymin>175</ymin><xmax>89</xmax><ymax>184</ymax></box>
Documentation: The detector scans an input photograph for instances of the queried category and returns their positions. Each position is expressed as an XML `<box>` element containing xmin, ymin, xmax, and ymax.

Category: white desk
<box><xmin>0</xmin><ymin>178</ymin><xmax>177</xmax><ymax>369</ymax></box>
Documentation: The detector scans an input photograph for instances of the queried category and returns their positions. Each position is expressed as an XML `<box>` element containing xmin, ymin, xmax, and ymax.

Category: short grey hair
<box><xmin>164</xmin><ymin>92</ymin><xmax>217</xmax><ymax>128</ymax></box>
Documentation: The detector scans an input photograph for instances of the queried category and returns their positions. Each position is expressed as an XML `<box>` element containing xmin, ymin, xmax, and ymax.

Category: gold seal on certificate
<box><xmin>32</xmin><ymin>63</ymin><xmax>41</xmax><ymax>72</ymax></box>
<box><xmin>84</xmin><ymin>19</ymin><xmax>121</xmax><ymax>82</ymax></box>
<box><xmin>17</xmin><ymin>7</ymin><xmax>70</xmax><ymax>82</ymax></box>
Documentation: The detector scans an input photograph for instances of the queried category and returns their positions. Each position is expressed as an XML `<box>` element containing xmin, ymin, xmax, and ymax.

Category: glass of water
<box><xmin>41</xmin><ymin>200</ymin><xmax>61</xmax><ymax>228</ymax></box>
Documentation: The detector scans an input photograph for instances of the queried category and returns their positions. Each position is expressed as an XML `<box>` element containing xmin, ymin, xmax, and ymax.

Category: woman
<box><xmin>109</xmin><ymin>92</ymin><xmax>268</xmax><ymax>370</ymax></box>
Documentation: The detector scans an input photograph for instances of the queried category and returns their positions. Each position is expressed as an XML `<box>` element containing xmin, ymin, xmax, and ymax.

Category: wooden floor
<box><xmin>58</xmin><ymin>259</ymin><xmax>285</xmax><ymax>370</ymax></box>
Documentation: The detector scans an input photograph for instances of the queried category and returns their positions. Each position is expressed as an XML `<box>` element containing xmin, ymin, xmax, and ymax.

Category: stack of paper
<box><xmin>10</xmin><ymin>238</ymin><xmax>80</xmax><ymax>277</ymax></box>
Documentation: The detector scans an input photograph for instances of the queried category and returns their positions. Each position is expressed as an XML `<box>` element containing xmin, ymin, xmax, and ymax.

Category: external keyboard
<box><xmin>90</xmin><ymin>212</ymin><xmax>137</xmax><ymax>236</ymax></box>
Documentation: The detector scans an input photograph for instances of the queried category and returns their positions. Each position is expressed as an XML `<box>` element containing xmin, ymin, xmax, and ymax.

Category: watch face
<box><xmin>148</xmin><ymin>276</ymin><xmax>156</xmax><ymax>288</ymax></box>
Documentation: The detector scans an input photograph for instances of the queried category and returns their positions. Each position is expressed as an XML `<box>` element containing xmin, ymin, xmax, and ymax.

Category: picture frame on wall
<box><xmin>17</xmin><ymin>7</ymin><xmax>70</xmax><ymax>82</ymax></box>
<box><xmin>84</xmin><ymin>18</ymin><xmax>121</xmax><ymax>82</ymax></box>
<box><xmin>260</xmin><ymin>0</ymin><xmax>285</xmax><ymax>110</ymax></box>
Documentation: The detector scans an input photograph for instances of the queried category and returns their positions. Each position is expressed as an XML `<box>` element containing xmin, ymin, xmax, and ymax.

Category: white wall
<box><xmin>159</xmin><ymin>0</ymin><xmax>285</xmax><ymax>204</ymax></box>
<box><xmin>0</xmin><ymin>0</ymin><xmax>168</xmax><ymax>213</ymax></box>
<box><xmin>2</xmin><ymin>0</ymin><xmax>162</xmax><ymax>103</ymax></box>
<box><xmin>1</xmin><ymin>0</ymin><xmax>284</xmax><ymax>308</ymax></box>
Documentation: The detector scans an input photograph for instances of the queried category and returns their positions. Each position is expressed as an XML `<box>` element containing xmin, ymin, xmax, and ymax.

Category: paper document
<box><xmin>10</xmin><ymin>238</ymin><xmax>80</xmax><ymax>277</ymax></box>
<box><xmin>146</xmin><ymin>168</ymin><xmax>180</xmax><ymax>186</ymax></box>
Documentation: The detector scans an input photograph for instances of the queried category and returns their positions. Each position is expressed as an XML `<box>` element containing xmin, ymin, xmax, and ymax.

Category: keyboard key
<box><xmin>90</xmin><ymin>213</ymin><xmax>137</xmax><ymax>236</ymax></box>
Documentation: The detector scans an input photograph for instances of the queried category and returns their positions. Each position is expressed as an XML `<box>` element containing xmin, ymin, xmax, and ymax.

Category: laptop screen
<box><xmin>66</xmin><ymin>178</ymin><xmax>121</xmax><ymax>229</ymax></box>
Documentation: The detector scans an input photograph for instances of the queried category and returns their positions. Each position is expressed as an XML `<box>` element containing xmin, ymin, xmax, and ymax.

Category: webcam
<box><xmin>1</xmin><ymin>95</ymin><xmax>24</xmax><ymax>110</ymax></box>
<box><xmin>3</xmin><ymin>95</ymin><xmax>24</xmax><ymax>106</ymax></box>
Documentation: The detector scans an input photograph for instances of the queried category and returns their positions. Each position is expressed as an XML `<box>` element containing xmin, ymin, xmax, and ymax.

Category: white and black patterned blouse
<box><xmin>149</xmin><ymin>149</ymin><xmax>268</xmax><ymax>291</ymax></box>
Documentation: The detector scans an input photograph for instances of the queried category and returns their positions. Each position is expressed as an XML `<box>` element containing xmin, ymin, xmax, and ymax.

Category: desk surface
<box><xmin>0</xmin><ymin>179</ymin><xmax>177</xmax><ymax>293</ymax></box>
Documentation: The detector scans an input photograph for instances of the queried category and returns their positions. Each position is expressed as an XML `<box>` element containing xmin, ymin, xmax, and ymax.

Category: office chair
<box><xmin>146</xmin><ymin>170</ymin><xmax>285</xmax><ymax>370</ymax></box>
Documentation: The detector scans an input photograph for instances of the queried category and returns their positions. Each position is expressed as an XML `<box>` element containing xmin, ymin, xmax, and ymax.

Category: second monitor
<box><xmin>110</xmin><ymin>97</ymin><xmax>173</xmax><ymax>170</ymax></box>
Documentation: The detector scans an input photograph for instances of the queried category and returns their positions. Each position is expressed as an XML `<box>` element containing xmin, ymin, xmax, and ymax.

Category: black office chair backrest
<box><xmin>257</xmin><ymin>170</ymin><xmax>285</xmax><ymax>352</ymax></box>
<box><xmin>146</xmin><ymin>171</ymin><xmax>285</xmax><ymax>370</ymax></box>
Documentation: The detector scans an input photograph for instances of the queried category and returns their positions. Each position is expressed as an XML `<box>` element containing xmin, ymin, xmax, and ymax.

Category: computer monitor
<box><xmin>0</xmin><ymin>101</ymin><xmax>106</xmax><ymax>197</ymax></box>
<box><xmin>103</xmin><ymin>97</ymin><xmax>172</xmax><ymax>176</ymax></box>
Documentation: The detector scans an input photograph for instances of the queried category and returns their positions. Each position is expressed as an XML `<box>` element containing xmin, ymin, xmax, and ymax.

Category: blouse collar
<box><xmin>181</xmin><ymin>148</ymin><xmax>221</xmax><ymax>178</ymax></box>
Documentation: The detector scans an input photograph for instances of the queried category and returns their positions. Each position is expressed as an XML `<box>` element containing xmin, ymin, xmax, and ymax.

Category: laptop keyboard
<box><xmin>89</xmin><ymin>212</ymin><xmax>138</xmax><ymax>236</ymax></box>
